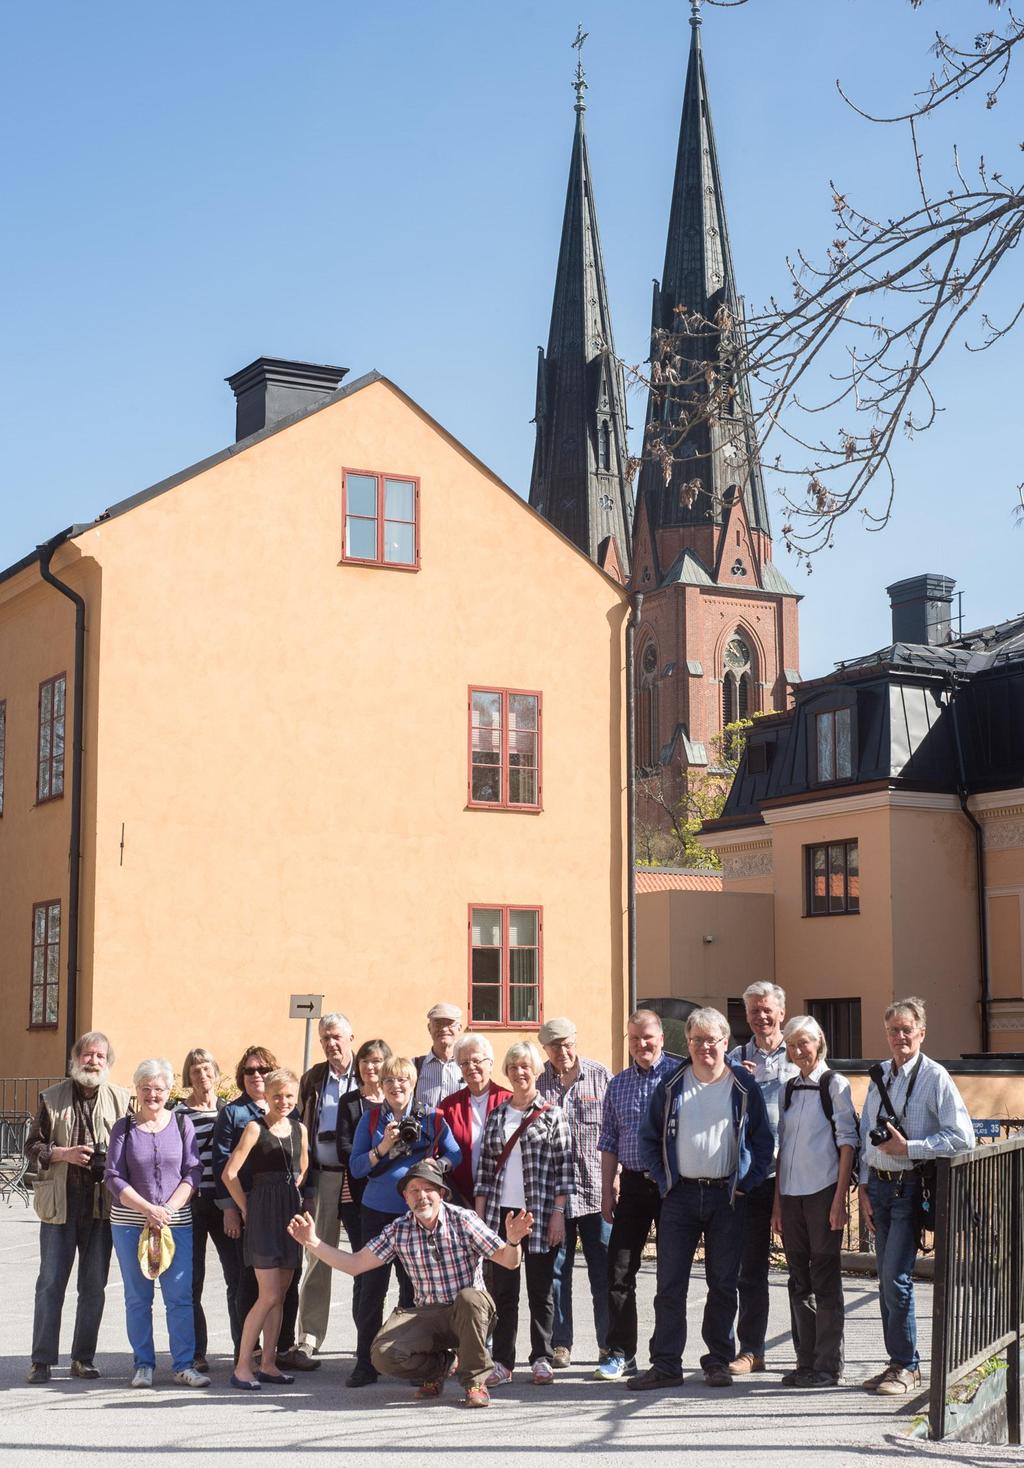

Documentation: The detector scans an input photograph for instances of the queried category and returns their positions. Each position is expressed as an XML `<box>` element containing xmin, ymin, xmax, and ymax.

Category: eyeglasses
<box><xmin>243</xmin><ymin>1065</ymin><xmax>273</xmax><ymax>1077</ymax></box>
<box><xmin>690</xmin><ymin>1036</ymin><xmax>725</xmax><ymax>1049</ymax></box>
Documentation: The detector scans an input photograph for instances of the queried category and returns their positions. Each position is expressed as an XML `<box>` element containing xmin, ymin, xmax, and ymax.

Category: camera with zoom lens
<box><xmin>869</xmin><ymin>1119</ymin><xmax>901</xmax><ymax>1147</ymax></box>
<box><xmin>397</xmin><ymin>1113</ymin><xmax>423</xmax><ymax>1147</ymax></box>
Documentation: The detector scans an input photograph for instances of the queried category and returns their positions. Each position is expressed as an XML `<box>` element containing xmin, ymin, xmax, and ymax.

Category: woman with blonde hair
<box><xmin>223</xmin><ymin>1069</ymin><xmax>308</xmax><ymax>1389</ymax></box>
<box><xmin>475</xmin><ymin>1041</ymin><xmax>573</xmax><ymax>1386</ymax></box>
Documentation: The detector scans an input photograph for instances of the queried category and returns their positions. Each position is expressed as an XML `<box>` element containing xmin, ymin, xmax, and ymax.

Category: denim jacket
<box><xmin>638</xmin><ymin>1059</ymin><xmax>774</xmax><ymax>1203</ymax></box>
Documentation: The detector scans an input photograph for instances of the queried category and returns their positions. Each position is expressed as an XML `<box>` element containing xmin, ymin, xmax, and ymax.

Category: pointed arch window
<box><xmin>637</xmin><ymin>641</ymin><xmax>660</xmax><ymax>770</ymax></box>
<box><xmin>599</xmin><ymin>420</ymin><xmax>611</xmax><ymax>473</ymax></box>
<box><xmin>722</xmin><ymin>635</ymin><xmax>754</xmax><ymax>737</ymax></box>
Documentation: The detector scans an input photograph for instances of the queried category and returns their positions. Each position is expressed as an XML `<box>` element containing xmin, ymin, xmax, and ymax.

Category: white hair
<box><xmin>782</xmin><ymin>1015</ymin><xmax>828</xmax><ymax>1062</ymax></box>
<box><xmin>455</xmin><ymin>1033</ymin><xmax>494</xmax><ymax>1062</ymax></box>
<box><xmin>319</xmin><ymin>1011</ymin><xmax>353</xmax><ymax>1036</ymax></box>
<box><xmin>684</xmin><ymin>1007</ymin><xmax>731</xmax><ymax>1042</ymax></box>
<box><xmin>132</xmin><ymin>1057</ymin><xmax>174</xmax><ymax>1090</ymax></box>
<box><xmin>742</xmin><ymin>982</ymin><xmax>786</xmax><ymax>1010</ymax></box>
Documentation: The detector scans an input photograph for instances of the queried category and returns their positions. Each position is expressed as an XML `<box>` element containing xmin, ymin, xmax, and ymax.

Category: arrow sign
<box><xmin>289</xmin><ymin>993</ymin><xmax>323</xmax><ymax>1021</ymax></box>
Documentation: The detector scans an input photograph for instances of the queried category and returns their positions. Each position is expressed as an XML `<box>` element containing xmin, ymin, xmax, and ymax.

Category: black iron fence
<box><xmin>930</xmin><ymin>1134</ymin><xmax>1024</xmax><ymax>1442</ymax></box>
<box><xmin>0</xmin><ymin>1077</ymin><xmax>60</xmax><ymax>1118</ymax></box>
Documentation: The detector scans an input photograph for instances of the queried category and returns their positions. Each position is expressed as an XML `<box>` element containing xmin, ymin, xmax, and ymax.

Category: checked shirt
<box><xmin>475</xmin><ymin>1098</ymin><xmax>575</xmax><ymax>1252</ymax></box>
<box><xmin>598</xmin><ymin>1052</ymin><xmax>678</xmax><ymax>1172</ymax></box>
<box><xmin>364</xmin><ymin>1202</ymin><xmax>505</xmax><ymax>1306</ymax></box>
<box><xmin>537</xmin><ymin>1057</ymin><xmax>611</xmax><ymax>1218</ymax></box>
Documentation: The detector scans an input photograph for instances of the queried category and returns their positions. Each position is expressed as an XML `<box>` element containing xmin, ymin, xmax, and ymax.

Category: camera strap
<box><xmin>868</xmin><ymin>1060</ymin><xmax>919</xmax><ymax>1133</ymax></box>
<box><xmin>494</xmin><ymin>1101</ymin><xmax>551</xmax><ymax>1177</ymax></box>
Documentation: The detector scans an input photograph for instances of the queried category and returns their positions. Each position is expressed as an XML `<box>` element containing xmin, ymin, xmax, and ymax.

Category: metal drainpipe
<box><xmin>947</xmin><ymin>677</ymin><xmax>991</xmax><ymax>1053</ymax></box>
<box><xmin>626</xmin><ymin>593</ymin><xmax>643</xmax><ymax>1017</ymax></box>
<box><xmin>38</xmin><ymin>533</ymin><xmax>85</xmax><ymax>1062</ymax></box>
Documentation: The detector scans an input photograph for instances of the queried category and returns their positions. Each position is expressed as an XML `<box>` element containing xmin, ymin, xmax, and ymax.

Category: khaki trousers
<box><xmin>296</xmin><ymin>1168</ymin><xmax>344</xmax><ymax>1350</ymax></box>
<box><xmin>371</xmin><ymin>1287</ymin><xmax>495</xmax><ymax>1389</ymax></box>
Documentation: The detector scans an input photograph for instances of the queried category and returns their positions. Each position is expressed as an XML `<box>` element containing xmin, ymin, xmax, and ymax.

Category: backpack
<box><xmin>783</xmin><ymin>1070</ymin><xmax>860</xmax><ymax>1188</ymax></box>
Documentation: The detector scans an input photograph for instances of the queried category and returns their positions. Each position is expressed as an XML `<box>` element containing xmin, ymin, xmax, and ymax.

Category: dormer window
<box><xmin>815</xmin><ymin>707</ymin><xmax>853</xmax><ymax>782</ymax></box>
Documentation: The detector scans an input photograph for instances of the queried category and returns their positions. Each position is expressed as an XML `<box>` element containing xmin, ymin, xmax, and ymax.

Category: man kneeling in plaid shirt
<box><xmin>289</xmin><ymin>1159</ymin><xmax>531</xmax><ymax>1407</ymax></box>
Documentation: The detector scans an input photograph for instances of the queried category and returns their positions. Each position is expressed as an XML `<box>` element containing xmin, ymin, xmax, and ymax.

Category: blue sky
<box><xmin>2</xmin><ymin>0</ymin><xmax>1019</xmax><ymax>676</ymax></box>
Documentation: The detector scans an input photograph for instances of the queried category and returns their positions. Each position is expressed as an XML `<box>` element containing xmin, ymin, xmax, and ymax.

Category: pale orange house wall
<box><xmin>45</xmin><ymin>380</ymin><xmax>629</xmax><ymax>1085</ymax></box>
<box><xmin>636</xmin><ymin>890</ymin><xmax>774</xmax><ymax>1012</ymax></box>
<box><xmin>983</xmin><ymin>819</ymin><xmax>1024</xmax><ymax>1051</ymax></box>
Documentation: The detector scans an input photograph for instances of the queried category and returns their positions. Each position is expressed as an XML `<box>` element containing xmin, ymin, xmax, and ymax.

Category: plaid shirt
<box><xmin>364</xmin><ymin>1202</ymin><xmax>505</xmax><ymax>1305</ymax></box>
<box><xmin>537</xmin><ymin>1057</ymin><xmax>611</xmax><ymax>1218</ymax></box>
<box><xmin>475</xmin><ymin>1098</ymin><xmax>575</xmax><ymax>1253</ymax></box>
<box><xmin>859</xmin><ymin>1051</ymin><xmax>974</xmax><ymax>1184</ymax></box>
<box><xmin>598</xmin><ymin>1053</ymin><xmax>678</xmax><ymax>1171</ymax></box>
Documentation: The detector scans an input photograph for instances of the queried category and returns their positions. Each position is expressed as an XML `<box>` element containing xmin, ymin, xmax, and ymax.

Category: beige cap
<box><xmin>426</xmin><ymin>1001</ymin><xmax>463</xmax><ymax>1022</ymax></box>
<box><xmin>538</xmin><ymin>1016</ymin><xmax>577</xmax><ymax>1045</ymax></box>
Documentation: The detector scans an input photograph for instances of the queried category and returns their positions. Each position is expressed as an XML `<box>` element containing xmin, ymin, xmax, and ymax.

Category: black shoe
<box><xmin>780</xmin><ymin>1369</ymin><xmax>804</xmax><ymax>1387</ymax></box>
<box><xmin>346</xmin><ymin>1363</ymin><xmax>379</xmax><ymax>1388</ymax></box>
<box><xmin>256</xmin><ymin>1370</ymin><xmax>295</xmax><ymax>1385</ymax></box>
<box><xmin>230</xmin><ymin>1373</ymin><xmax>262</xmax><ymax>1392</ymax></box>
<box><xmin>702</xmin><ymin>1364</ymin><xmax>733</xmax><ymax>1387</ymax></box>
<box><xmin>625</xmin><ymin>1367</ymin><xmax>685</xmax><ymax>1392</ymax></box>
<box><xmin>70</xmin><ymin>1360</ymin><xmax>100</xmax><ymax>1380</ymax></box>
<box><xmin>277</xmin><ymin>1347</ymin><xmax>320</xmax><ymax>1372</ymax></box>
<box><xmin>26</xmin><ymin>1364</ymin><xmax>51</xmax><ymax>1385</ymax></box>
<box><xmin>794</xmin><ymin>1370</ymin><xmax>839</xmax><ymax>1389</ymax></box>
<box><xmin>192</xmin><ymin>1356</ymin><xmax>209</xmax><ymax>1374</ymax></box>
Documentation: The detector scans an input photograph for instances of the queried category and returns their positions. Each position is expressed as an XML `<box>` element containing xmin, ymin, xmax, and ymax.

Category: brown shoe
<box><xmin>277</xmin><ymin>1347</ymin><xmax>320</xmax><ymax>1372</ymax></box>
<box><xmin>728</xmin><ymin>1352</ymin><xmax>765</xmax><ymax>1375</ymax></box>
<box><xmin>552</xmin><ymin>1346</ymin><xmax>571</xmax><ymax>1369</ymax></box>
<box><xmin>875</xmin><ymin>1366</ymin><xmax>921</xmax><ymax>1396</ymax></box>
<box><xmin>861</xmin><ymin>1364</ymin><xmax>896</xmax><ymax>1391</ymax></box>
<box><xmin>70</xmin><ymin>1360</ymin><xmax>101</xmax><ymax>1380</ymax></box>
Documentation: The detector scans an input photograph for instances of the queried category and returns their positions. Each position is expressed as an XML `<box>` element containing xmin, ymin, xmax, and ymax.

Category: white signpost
<box><xmin>290</xmin><ymin>993</ymin><xmax>323</xmax><ymax>1074</ymax></box>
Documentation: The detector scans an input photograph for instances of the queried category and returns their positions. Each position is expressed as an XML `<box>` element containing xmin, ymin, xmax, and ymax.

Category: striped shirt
<box><xmin>598</xmin><ymin>1053</ymin><xmax>678</xmax><ymax>1172</ymax></box>
<box><xmin>537</xmin><ymin>1057</ymin><xmax>611</xmax><ymax>1218</ymax></box>
<box><xmin>106</xmin><ymin>1113</ymin><xmax>201</xmax><ymax>1226</ymax></box>
<box><xmin>365</xmin><ymin>1202</ymin><xmax>504</xmax><ymax>1305</ymax></box>
<box><xmin>173</xmin><ymin>1103</ymin><xmax>220</xmax><ymax>1195</ymax></box>
<box><xmin>859</xmin><ymin>1051</ymin><xmax>975</xmax><ymax>1184</ymax></box>
<box><xmin>414</xmin><ymin>1053</ymin><xmax>464</xmax><ymax>1109</ymax></box>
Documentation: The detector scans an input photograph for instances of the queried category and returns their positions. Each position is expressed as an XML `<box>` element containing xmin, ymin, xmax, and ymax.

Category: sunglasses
<box><xmin>243</xmin><ymin>1065</ymin><xmax>273</xmax><ymax>1077</ymax></box>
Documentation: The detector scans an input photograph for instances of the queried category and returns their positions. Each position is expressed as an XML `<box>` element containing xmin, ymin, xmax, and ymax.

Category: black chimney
<box><xmin>226</xmin><ymin>357</ymin><xmax>349</xmax><ymax>442</ymax></box>
<box><xmin>886</xmin><ymin>574</ymin><xmax>956</xmax><ymax>646</ymax></box>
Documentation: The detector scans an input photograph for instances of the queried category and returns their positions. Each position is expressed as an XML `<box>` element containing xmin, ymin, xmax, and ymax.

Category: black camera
<box><xmin>869</xmin><ymin>1119</ymin><xmax>901</xmax><ymax>1147</ymax></box>
<box><xmin>89</xmin><ymin>1147</ymin><xmax>107</xmax><ymax>1181</ymax></box>
<box><xmin>397</xmin><ymin>1114</ymin><xmax>423</xmax><ymax>1147</ymax></box>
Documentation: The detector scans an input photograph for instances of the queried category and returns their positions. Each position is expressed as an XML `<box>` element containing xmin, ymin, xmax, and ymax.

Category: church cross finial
<box><xmin>572</xmin><ymin>23</ymin><xmax>589</xmax><ymax>111</ymax></box>
<box><xmin>690</xmin><ymin>0</ymin><xmax>702</xmax><ymax>28</ymax></box>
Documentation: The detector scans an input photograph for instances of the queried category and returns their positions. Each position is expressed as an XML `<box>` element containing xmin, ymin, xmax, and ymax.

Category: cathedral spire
<box><xmin>635</xmin><ymin>5</ymin><xmax>770</xmax><ymax>543</ymax></box>
<box><xmin>529</xmin><ymin>29</ymin><xmax>633</xmax><ymax>578</ymax></box>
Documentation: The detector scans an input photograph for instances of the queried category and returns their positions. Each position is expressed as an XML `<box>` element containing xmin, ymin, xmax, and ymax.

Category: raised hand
<box><xmin>505</xmin><ymin>1209</ymin><xmax>534</xmax><ymax>1245</ymax></box>
<box><xmin>288</xmin><ymin>1211</ymin><xmax>320</xmax><ymax>1249</ymax></box>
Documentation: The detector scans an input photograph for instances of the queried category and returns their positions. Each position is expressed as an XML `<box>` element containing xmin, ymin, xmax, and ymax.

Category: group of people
<box><xmin>24</xmin><ymin>986</ymin><xmax>975</xmax><ymax>1408</ymax></box>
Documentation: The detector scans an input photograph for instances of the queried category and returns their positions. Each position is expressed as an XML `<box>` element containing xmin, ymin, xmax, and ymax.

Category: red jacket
<box><xmin>438</xmin><ymin>1082</ymin><xmax>511</xmax><ymax>1203</ymax></box>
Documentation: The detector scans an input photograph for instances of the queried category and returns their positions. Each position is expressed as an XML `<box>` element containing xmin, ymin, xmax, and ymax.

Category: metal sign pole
<box><xmin>289</xmin><ymin>994</ymin><xmax>324</xmax><ymax>1072</ymax></box>
<box><xmin>304</xmin><ymin>1017</ymin><xmax>314</xmax><ymax>1075</ymax></box>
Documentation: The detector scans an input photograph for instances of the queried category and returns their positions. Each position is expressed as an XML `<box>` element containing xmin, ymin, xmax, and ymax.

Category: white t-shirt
<box><xmin>499</xmin><ymin>1107</ymin><xmax>528</xmax><ymax>1208</ymax></box>
<box><xmin>675</xmin><ymin>1069</ymin><xmax>736</xmax><ymax>1179</ymax></box>
<box><xmin>469</xmin><ymin>1090</ymin><xmax>490</xmax><ymax>1183</ymax></box>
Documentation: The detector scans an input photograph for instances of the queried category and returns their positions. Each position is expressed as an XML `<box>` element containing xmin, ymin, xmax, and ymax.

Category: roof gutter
<box><xmin>626</xmin><ymin>593</ymin><xmax>643</xmax><ymax>1019</ymax></box>
<box><xmin>37</xmin><ymin>533</ymin><xmax>85</xmax><ymax>1062</ymax></box>
<box><xmin>947</xmin><ymin>675</ymin><xmax>991</xmax><ymax>1053</ymax></box>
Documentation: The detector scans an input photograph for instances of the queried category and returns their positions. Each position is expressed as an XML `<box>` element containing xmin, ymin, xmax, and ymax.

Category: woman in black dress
<box><xmin>224</xmin><ymin>1069</ymin><xmax>308</xmax><ymax>1390</ymax></box>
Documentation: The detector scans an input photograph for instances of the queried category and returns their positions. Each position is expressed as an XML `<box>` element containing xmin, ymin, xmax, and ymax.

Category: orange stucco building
<box><xmin>0</xmin><ymin>362</ymin><xmax>630</xmax><ymax>1088</ymax></box>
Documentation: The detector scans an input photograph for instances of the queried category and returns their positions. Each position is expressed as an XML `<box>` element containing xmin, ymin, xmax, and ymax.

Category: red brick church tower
<box><xmin>630</xmin><ymin>2</ymin><xmax>800</xmax><ymax>820</ymax></box>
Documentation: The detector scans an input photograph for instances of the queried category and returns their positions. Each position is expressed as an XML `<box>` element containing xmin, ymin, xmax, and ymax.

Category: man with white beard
<box><xmin>24</xmin><ymin>1032</ymin><xmax>131</xmax><ymax>1383</ymax></box>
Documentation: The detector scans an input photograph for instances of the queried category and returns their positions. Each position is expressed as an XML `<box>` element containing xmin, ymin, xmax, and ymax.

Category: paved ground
<box><xmin>0</xmin><ymin>1200</ymin><xmax>1016</xmax><ymax>1467</ymax></box>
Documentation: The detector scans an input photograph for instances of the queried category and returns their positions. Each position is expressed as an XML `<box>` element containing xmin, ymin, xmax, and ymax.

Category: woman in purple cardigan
<box><xmin>105</xmin><ymin>1059</ymin><xmax>205</xmax><ymax>1389</ymax></box>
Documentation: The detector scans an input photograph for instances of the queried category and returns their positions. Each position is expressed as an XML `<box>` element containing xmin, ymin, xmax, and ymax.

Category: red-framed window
<box><xmin>37</xmin><ymin>673</ymin><xmax>66</xmax><ymax>803</ymax></box>
<box><xmin>468</xmin><ymin>689</ymin><xmax>542</xmax><ymax>810</ymax></box>
<box><xmin>30</xmin><ymin>899</ymin><xmax>61</xmax><ymax>1029</ymax></box>
<box><xmin>806</xmin><ymin>839</ymin><xmax>860</xmax><ymax>916</ymax></box>
<box><xmin>468</xmin><ymin>905</ymin><xmax>543</xmax><ymax>1027</ymax></box>
<box><xmin>341</xmin><ymin>468</ymin><xmax>420</xmax><ymax>570</ymax></box>
<box><xmin>0</xmin><ymin>698</ymin><xmax>6</xmax><ymax>815</ymax></box>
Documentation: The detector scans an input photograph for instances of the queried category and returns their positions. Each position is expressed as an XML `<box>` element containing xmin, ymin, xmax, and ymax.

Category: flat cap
<box><xmin>426</xmin><ymin>1001</ymin><xmax>462</xmax><ymax>1022</ymax></box>
<box><xmin>538</xmin><ymin>1016</ymin><xmax>577</xmax><ymax>1045</ymax></box>
<box><xmin>397</xmin><ymin>1158</ymin><xmax>451</xmax><ymax>1198</ymax></box>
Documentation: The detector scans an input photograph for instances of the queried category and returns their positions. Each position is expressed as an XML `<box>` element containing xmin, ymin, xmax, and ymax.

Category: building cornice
<box><xmin>760</xmin><ymin>789</ymin><xmax>961</xmax><ymax>826</ymax></box>
<box><xmin>968</xmin><ymin>790</ymin><xmax>1024</xmax><ymax>819</ymax></box>
<box><xmin>699</xmin><ymin>832</ymin><xmax>773</xmax><ymax>853</ymax></box>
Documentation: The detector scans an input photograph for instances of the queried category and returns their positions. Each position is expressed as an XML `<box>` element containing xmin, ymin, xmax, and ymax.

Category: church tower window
<box><xmin>638</xmin><ymin>642</ymin><xmax>660</xmax><ymax>769</ymax></box>
<box><xmin>722</xmin><ymin>635</ymin><xmax>753</xmax><ymax>735</ymax></box>
<box><xmin>599</xmin><ymin>420</ymin><xmax>611</xmax><ymax>473</ymax></box>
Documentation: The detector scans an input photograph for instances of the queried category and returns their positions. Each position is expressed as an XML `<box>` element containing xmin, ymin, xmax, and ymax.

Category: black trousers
<box><xmin>487</xmin><ymin>1206</ymin><xmax>558</xmax><ymax>1370</ymax></box>
<box><xmin>353</xmin><ymin>1206</ymin><xmax>413</xmax><ymax>1371</ymax></box>
<box><xmin>340</xmin><ymin>1200</ymin><xmax>364</xmax><ymax>1329</ymax></box>
<box><xmin>606</xmin><ymin>1169</ymin><xmax>661</xmax><ymax>1360</ymax></box>
<box><xmin>780</xmin><ymin>1186</ymin><xmax>845</xmax><ymax>1377</ymax></box>
<box><xmin>736</xmin><ymin>1173</ymin><xmax>775</xmax><ymax>1357</ymax></box>
<box><xmin>233</xmin><ymin>1241</ymin><xmax>299</xmax><ymax>1357</ymax></box>
<box><xmin>191</xmin><ymin>1193</ymin><xmax>240</xmax><ymax>1359</ymax></box>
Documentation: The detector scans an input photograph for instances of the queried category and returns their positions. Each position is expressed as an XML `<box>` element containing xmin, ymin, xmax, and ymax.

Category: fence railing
<box><xmin>0</xmin><ymin>1078</ymin><xmax>61</xmax><ymax>1119</ymax></box>
<box><xmin>929</xmin><ymin>1134</ymin><xmax>1024</xmax><ymax>1442</ymax></box>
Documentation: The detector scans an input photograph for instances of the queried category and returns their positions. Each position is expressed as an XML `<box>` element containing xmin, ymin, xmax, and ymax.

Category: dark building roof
<box><xmin>635</xmin><ymin>5</ymin><xmax>770</xmax><ymax>540</ymax></box>
<box><xmin>529</xmin><ymin>56</ymin><xmax>633</xmax><ymax>573</ymax></box>
<box><xmin>709</xmin><ymin>608</ymin><xmax>1024</xmax><ymax>827</ymax></box>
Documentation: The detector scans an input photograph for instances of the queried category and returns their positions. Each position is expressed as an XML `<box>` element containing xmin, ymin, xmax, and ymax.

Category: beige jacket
<box><xmin>31</xmin><ymin>1079</ymin><xmax>131</xmax><ymax>1225</ymax></box>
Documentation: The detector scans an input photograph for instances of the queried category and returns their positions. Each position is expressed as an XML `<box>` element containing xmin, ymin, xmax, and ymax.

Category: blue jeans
<box><xmin>650</xmin><ymin>1181</ymin><xmax>746</xmax><ymax>1375</ymax></box>
<box><xmin>31</xmin><ymin>1201</ymin><xmax>112</xmax><ymax>1365</ymax></box>
<box><xmin>867</xmin><ymin>1173</ymin><xmax>921</xmax><ymax>1370</ymax></box>
<box><xmin>551</xmin><ymin>1211</ymin><xmax>610</xmax><ymax>1352</ymax></box>
<box><xmin>112</xmin><ymin>1223</ymin><xmax>195</xmax><ymax>1372</ymax></box>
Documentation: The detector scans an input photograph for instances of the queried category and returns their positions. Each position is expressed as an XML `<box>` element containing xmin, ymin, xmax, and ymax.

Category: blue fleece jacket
<box><xmin>638</xmin><ymin>1058</ymin><xmax>773</xmax><ymax>1202</ymax></box>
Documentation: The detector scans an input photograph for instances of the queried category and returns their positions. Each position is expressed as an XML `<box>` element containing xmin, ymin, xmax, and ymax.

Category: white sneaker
<box><xmin>131</xmin><ymin>1366</ymin><xmax>154</xmax><ymax>1388</ymax></box>
<box><xmin>174</xmin><ymin>1367</ymin><xmax>211</xmax><ymax>1388</ymax></box>
<box><xmin>531</xmin><ymin>1359</ymin><xmax>554</xmax><ymax>1385</ymax></box>
<box><xmin>485</xmin><ymin>1362</ymin><xmax>513</xmax><ymax>1387</ymax></box>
